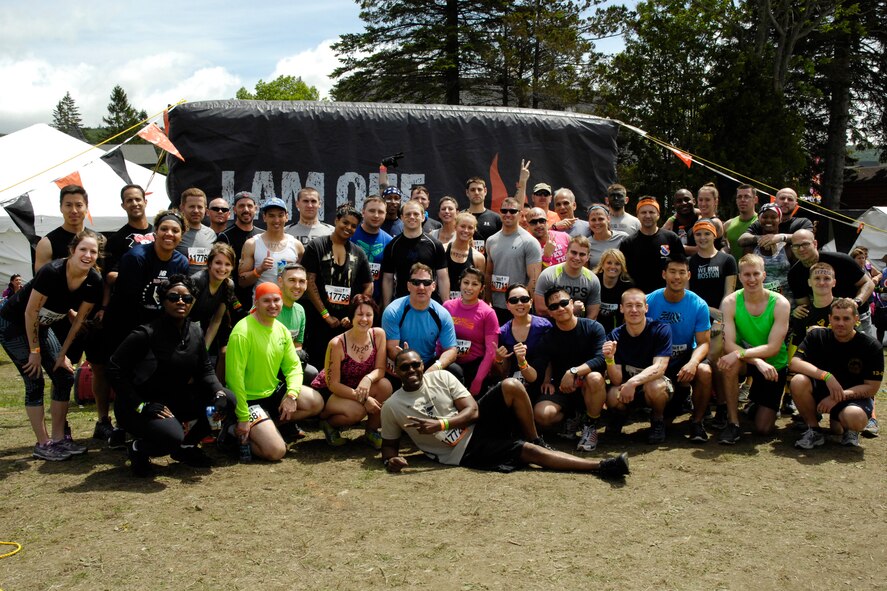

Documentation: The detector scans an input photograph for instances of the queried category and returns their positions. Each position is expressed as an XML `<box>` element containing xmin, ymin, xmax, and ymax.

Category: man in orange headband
<box><xmin>618</xmin><ymin>196</ymin><xmax>685</xmax><ymax>294</ymax></box>
<box><xmin>225</xmin><ymin>280</ymin><xmax>323</xmax><ymax>460</ymax></box>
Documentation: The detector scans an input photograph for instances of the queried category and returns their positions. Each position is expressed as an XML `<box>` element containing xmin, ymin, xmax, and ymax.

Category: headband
<box><xmin>255</xmin><ymin>282</ymin><xmax>282</xmax><ymax>300</ymax></box>
<box><xmin>156</xmin><ymin>213</ymin><xmax>184</xmax><ymax>229</ymax></box>
<box><xmin>692</xmin><ymin>220</ymin><xmax>717</xmax><ymax>236</ymax></box>
<box><xmin>759</xmin><ymin>203</ymin><xmax>782</xmax><ymax>220</ymax></box>
<box><xmin>588</xmin><ymin>204</ymin><xmax>610</xmax><ymax>216</ymax></box>
<box><xmin>636</xmin><ymin>198</ymin><xmax>660</xmax><ymax>213</ymax></box>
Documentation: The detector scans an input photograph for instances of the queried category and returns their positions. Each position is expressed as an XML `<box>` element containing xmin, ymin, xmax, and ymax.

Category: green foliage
<box><xmin>101</xmin><ymin>85</ymin><xmax>146</xmax><ymax>142</ymax></box>
<box><xmin>236</xmin><ymin>75</ymin><xmax>320</xmax><ymax>101</ymax></box>
<box><xmin>50</xmin><ymin>91</ymin><xmax>84</xmax><ymax>139</ymax></box>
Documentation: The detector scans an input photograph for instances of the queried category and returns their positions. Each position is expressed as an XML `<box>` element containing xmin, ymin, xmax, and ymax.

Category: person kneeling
<box><xmin>380</xmin><ymin>349</ymin><xmax>629</xmax><ymax>478</ymax></box>
<box><xmin>225</xmin><ymin>282</ymin><xmax>323</xmax><ymax>461</ymax></box>
<box><xmin>108</xmin><ymin>275</ymin><xmax>231</xmax><ymax>476</ymax></box>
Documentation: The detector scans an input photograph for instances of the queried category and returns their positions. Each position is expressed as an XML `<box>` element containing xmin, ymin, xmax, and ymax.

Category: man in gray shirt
<box><xmin>177</xmin><ymin>187</ymin><xmax>218</xmax><ymax>275</ymax></box>
<box><xmin>285</xmin><ymin>187</ymin><xmax>334</xmax><ymax>246</ymax></box>
<box><xmin>534</xmin><ymin>235</ymin><xmax>601</xmax><ymax>319</ymax></box>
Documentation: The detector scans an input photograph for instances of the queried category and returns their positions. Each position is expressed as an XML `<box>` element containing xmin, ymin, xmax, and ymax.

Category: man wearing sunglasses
<box><xmin>526</xmin><ymin>207</ymin><xmax>570</xmax><ymax>269</ymax></box>
<box><xmin>380</xmin><ymin>349</ymin><xmax>629</xmax><ymax>478</ymax></box>
<box><xmin>382</xmin><ymin>263</ymin><xmax>459</xmax><ymax>383</ymax></box>
<box><xmin>534</xmin><ymin>235</ymin><xmax>601</xmax><ymax>319</ymax></box>
<box><xmin>207</xmin><ymin>197</ymin><xmax>232</xmax><ymax>235</ymax></box>
<box><xmin>605</xmin><ymin>184</ymin><xmax>640</xmax><ymax>237</ymax></box>
<box><xmin>530</xmin><ymin>183</ymin><xmax>560</xmax><ymax>226</ymax></box>
<box><xmin>534</xmin><ymin>287</ymin><xmax>608</xmax><ymax>451</ymax></box>
<box><xmin>485</xmin><ymin>197</ymin><xmax>543</xmax><ymax>324</ymax></box>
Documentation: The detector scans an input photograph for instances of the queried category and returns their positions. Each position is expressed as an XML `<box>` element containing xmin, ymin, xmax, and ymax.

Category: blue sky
<box><xmin>0</xmin><ymin>1</ymin><xmax>627</xmax><ymax>134</ymax></box>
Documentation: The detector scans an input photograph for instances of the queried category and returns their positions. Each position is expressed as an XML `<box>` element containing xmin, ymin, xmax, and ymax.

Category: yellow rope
<box><xmin>0</xmin><ymin>540</ymin><xmax>21</xmax><ymax>559</ymax></box>
<box><xmin>0</xmin><ymin>99</ymin><xmax>187</xmax><ymax>196</ymax></box>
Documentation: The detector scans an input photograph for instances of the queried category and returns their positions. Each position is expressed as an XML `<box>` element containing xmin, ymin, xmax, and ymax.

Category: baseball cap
<box><xmin>260</xmin><ymin>197</ymin><xmax>288</xmax><ymax>212</ymax></box>
<box><xmin>233</xmin><ymin>191</ymin><xmax>256</xmax><ymax>205</ymax></box>
<box><xmin>533</xmin><ymin>183</ymin><xmax>552</xmax><ymax>195</ymax></box>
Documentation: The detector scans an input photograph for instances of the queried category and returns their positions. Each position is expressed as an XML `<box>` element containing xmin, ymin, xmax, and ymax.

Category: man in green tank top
<box><xmin>722</xmin><ymin>184</ymin><xmax>758</xmax><ymax>260</ymax></box>
<box><xmin>717</xmin><ymin>254</ymin><xmax>790</xmax><ymax>444</ymax></box>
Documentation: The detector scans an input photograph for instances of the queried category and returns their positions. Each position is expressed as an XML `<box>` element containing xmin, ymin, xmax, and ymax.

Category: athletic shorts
<box><xmin>807</xmin><ymin>378</ymin><xmax>875</xmax><ymax>421</ymax></box>
<box><xmin>459</xmin><ymin>383</ymin><xmax>525</xmax><ymax>472</ymax></box>
<box><xmin>747</xmin><ymin>364</ymin><xmax>788</xmax><ymax>411</ymax></box>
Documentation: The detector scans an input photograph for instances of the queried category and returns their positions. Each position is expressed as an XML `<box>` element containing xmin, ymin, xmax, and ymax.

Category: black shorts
<box><xmin>536</xmin><ymin>376</ymin><xmax>585</xmax><ymax>414</ymax></box>
<box><xmin>246</xmin><ymin>381</ymin><xmax>286</xmax><ymax>420</ymax></box>
<box><xmin>459</xmin><ymin>383</ymin><xmax>525</xmax><ymax>472</ymax></box>
<box><xmin>747</xmin><ymin>364</ymin><xmax>788</xmax><ymax>411</ymax></box>
<box><xmin>806</xmin><ymin>378</ymin><xmax>875</xmax><ymax>421</ymax></box>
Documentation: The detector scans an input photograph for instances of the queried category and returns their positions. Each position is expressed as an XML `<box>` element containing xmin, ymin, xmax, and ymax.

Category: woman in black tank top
<box><xmin>444</xmin><ymin>212</ymin><xmax>487</xmax><ymax>301</ymax></box>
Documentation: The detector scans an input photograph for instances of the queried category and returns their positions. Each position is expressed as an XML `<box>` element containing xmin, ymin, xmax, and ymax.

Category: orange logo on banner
<box><xmin>488</xmin><ymin>153</ymin><xmax>508</xmax><ymax>212</ymax></box>
<box><xmin>137</xmin><ymin>122</ymin><xmax>185</xmax><ymax>161</ymax></box>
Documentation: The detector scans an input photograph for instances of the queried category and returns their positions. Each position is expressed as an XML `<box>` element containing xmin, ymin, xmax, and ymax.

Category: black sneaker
<box><xmin>128</xmin><ymin>440</ymin><xmax>152</xmax><ymax>477</ymax></box>
<box><xmin>606</xmin><ymin>413</ymin><xmax>626</xmax><ymax>436</ymax></box>
<box><xmin>597</xmin><ymin>452</ymin><xmax>630</xmax><ymax>478</ymax></box>
<box><xmin>93</xmin><ymin>418</ymin><xmax>114</xmax><ymax>441</ymax></box>
<box><xmin>707</xmin><ymin>406</ymin><xmax>728</xmax><ymax>430</ymax></box>
<box><xmin>688</xmin><ymin>421</ymin><xmax>709</xmax><ymax>443</ymax></box>
<box><xmin>108</xmin><ymin>428</ymin><xmax>127</xmax><ymax>450</ymax></box>
<box><xmin>647</xmin><ymin>419</ymin><xmax>666</xmax><ymax>444</ymax></box>
<box><xmin>171</xmin><ymin>445</ymin><xmax>213</xmax><ymax>468</ymax></box>
<box><xmin>531</xmin><ymin>436</ymin><xmax>554</xmax><ymax>450</ymax></box>
<box><xmin>718</xmin><ymin>423</ymin><xmax>741</xmax><ymax>445</ymax></box>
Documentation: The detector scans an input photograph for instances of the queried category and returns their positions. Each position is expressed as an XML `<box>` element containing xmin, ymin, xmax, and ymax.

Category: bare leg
<box><xmin>91</xmin><ymin>363</ymin><xmax>111</xmax><ymax>421</ymax></box>
<box><xmin>249</xmin><ymin>420</ymin><xmax>287</xmax><ymax>461</ymax></box>
<box><xmin>691</xmin><ymin>365</ymin><xmax>713</xmax><ymax>422</ymax></box>
<box><xmin>49</xmin><ymin>400</ymin><xmax>69</xmax><ymax>441</ymax></box>
<box><xmin>789</xmin><ymin>375</ymin><xmax>818</xmax><ymax>428</ymax></box>
<box><xmin>26</xmin><ymin>406</ymin><xmax>49</xmax><ymax>445</ymax></box>
<box><xmin>499</xmin><ymin>378</ymin><xmax>540</xmax><ymax>441</ymax></box>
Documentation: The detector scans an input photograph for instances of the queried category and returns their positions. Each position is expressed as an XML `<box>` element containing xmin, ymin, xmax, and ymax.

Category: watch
<box><xmin>569</xmin><ymin>367</ymin><xmax>580</xmax><ymax>376</ymax></box>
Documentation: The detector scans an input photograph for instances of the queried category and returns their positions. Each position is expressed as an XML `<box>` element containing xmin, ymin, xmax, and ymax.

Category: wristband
<box><xmin>517</xmin><ymin>359</ymin><xmax>529</xmax><ymax>370</ymax></box>
<box><xmin>136</xmin><ymin>402</ymin><xmax>146</xmax><ymax>414</ymax></box>
<box><xmin>253</xmin><ymin>268</ymin><xmax>261</xmax><ymax>278</ymax></box>
<box><xmin>30</xmin><ymin>347</ymin><xmax>40</xmax><ymax>354</ymax></box>
<box><xmin>439</xmin><ymin>419</ymin><xmax>446</xmax><ymax>431</ymax></box>
<box><xmin>605</xmin><ymin>357</ymin><xmax>615</xmax><ymax>366</ymax></box>
<box><xmin>822</xmin><ymin>372</ymin><xmax>831</xmax><ymax>382</ymax></box>
<box><xmin>443</xmin><ymin>418</ymin><xmax>450</xmax><ymax>430</ymax></box>
<box><xmin>434</xmin><ymin>361</ymin><xmax>442</xmax><ymax>370</ymax></box>
<box><xmin>321</xmin><ymin>309</ymin><xmax>330</xmax><ymax>319</ymax></box>
<box><xmin>737</xmin><ymin>348</ymin><xmax>746</xmax><ymax>359</ymax></box>
<box><xmin>286</xmin><ymin>392</ymin><xmax>299</xmax><ymax>401</ymax></box>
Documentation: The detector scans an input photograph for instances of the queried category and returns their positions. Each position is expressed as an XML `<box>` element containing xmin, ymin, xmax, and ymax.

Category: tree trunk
<box><xmin>444</xmin><ymin>0</ymin><xmax>461</xmax><ymax>104</ymax></box>
<box><xmin>820</xmin><ymin>32</ymin><xmax>853</xmax><ymax>221</ymax></box>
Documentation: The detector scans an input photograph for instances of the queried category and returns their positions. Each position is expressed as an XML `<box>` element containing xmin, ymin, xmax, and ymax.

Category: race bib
<box><xmin>625</xmin><ymin>364</ymin><xmax>643</xmax><ymax>378</ymax></box>
<box><xmin>491</xmin><ymin>274</ymin><xmax>510</xmax><ymax>293</ymax></box>
<box><xmin>434</xmin><ymin>425</ymin><xmax>468</xmax><ymax>447</ymax></box>
<box><xmin>449</xmin><ymin>290</ymin><xmax>460</xmax><ymax>301</ymax></box>
<box><xmin>188</xmin><ymin>246</ymin><xmax>210</xmax><ymax>267</ymax></box>
<box><xmin>473</xmin><ymin>239</ymin><xmax>486</xmax><ymax>254</ymax></box>
<box><xmin>455</xmin><ymin>339</ymin><xmax>472</xmax><ymax>356</ymax></box>
<box><xmin>325</xmin><ymin>285</ymin><xmax>351</xmax><ymax>306</ymax></box>
<box><xmin>512</xmin><ymin>369</ymin><xmax>527</xmax><ymax>385</ymax></box>
<box><xmin>672</xmin><ymin>343</ymin><xmax>688</xmax><ymax>357</ymax></box>
<box><xmin>37</xmin><ymin>308</ymin><xmax>66</xmax><ymax>326</ymax></box>
<box><xmin>369</xmin><ymin>262</ymin><xmax>381</xmax><ymax>281</ymax></box>
<box><xmin>600</xmin><ymin>302</ymin><xmax>618</xmax><ymax>313</ymax></box>
<box><xmin>247</xmin><ymin>404</ymin><xmax>270</xmax><ymax>428</ymax></box>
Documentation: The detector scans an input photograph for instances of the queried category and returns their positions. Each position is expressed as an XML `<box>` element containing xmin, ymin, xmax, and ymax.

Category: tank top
<box><xmin>311</xmin><ymin>330</ymin><xmax>378</xmax><ymax>390</ymax></box>
<box><xmin>253</xmin><ymin>234</ymin><xmax>300</xmax><ymax>286</ymax></box>
<box><xmin>725</xmin><ymin>215</ymin><xmax>757</xmax><ymax>260</ymax></box>
<box><xmin>445</xmin><ymin>242</ymin><xmax>475</xmax><ymax>300</ymax></box>
<box><xmin>754</xmin><ymin>242</ymin><xmax>793</xmax><ymax>306</ymax></box>
<box><xmin>734</xmin><ymin>289</ymin><xmax>787</xmax><ymax>369</ymax></box>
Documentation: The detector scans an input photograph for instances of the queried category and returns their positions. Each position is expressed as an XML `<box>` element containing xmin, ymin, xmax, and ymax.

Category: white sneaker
<box><xmin>841</xmin><ymin>430</ymin><xmax>860</xmax><ymax>447</ymax></box>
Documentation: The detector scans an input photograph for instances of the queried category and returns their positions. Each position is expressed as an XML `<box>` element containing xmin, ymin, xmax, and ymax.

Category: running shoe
<box><xmin>33</xmin><ymin>441</ymin><xmax>72</xmax><ymax>461</ymax></box>
<box><xmin>597</xmin><ymin>452</ymin><xmax>630</xmax><ymax>478</ymax></box>
<box><xmin>171</xmin><ymin>445</ymin><xmax>213</xmax><ymax>468</ymax></box>
<box><xmin>576</xmin><ymin>424</ymin><xmax>598</xmax><ymax>451</ymax></box>
<box><xmin>93</xmin><ymin>418</ymin><xmax>114</xmax><ymax>441</ymax></box>
<box><xmin>707</xmin><ymin>406</ymin><xmax>728</xmax><ymax>430</ymax></box>
<box><xmin>862</xmin><ymin>417</ymin><xmax>879</xmax><ymax>438</ymax></box>
<box><xmin>363</xmin><ymin>430</ymin><xmax>383</xmax><ymax>451</ymax></box>
<box><xmin>718</xmin><ymin>422</ymin><xmax>741</xmax><ymax>445</ymax></box>
<box><xmin>647</xmin><ymin>419</ymin><xmax>666</xmax><ymax>444</ymax></box>
<box><xmin>841</xmin><ymin>430</ymin><xmax>860</xmax><ymax>448</ymax></box>
<box><xmin>557</xmin><ymin>413</ymin><xmax>583</xmax><ymax>440</ymax></box>
<box><xmin>54</xmin><ymin>436</ymin><xmax>87</xmax><ymax>455</ymax></box>
<box><xmin>794</xmin><ymin>428</ymin><xmax>825</xmax><ymax>450</ymax></box>
<box><xmin>108</xmin><ymin>428</ymin><xmax>127</xmax><ymax>450</ymax></box>
<box><xmin>128</xmin><ymin>440</ymin><xmax>152</xmax><ymax>477</ymax></box>
<box><xmin>688</xmin><ymin>421</ymin><xmax>709</xmax><ymax>443</ymax></box>
<box><xmin>321</xmin><ymin>420</ymin><xmax>347</xmax><ymax>446</ymax></box>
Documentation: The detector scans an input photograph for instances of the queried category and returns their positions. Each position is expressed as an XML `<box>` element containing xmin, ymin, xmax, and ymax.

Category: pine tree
<box><xmin>102</xmin><ymin>85</ymin><xmax>143</xmax><ymax>140</ymax></box>
<box><xmin>50</xmin><ymin>92</ymin><xmax>84</xmax><ymax>139</ymax></box>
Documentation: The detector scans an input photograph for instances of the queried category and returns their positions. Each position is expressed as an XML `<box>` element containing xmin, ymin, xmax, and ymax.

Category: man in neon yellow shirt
<box><xmin>225</xmin><ymin>282</ymin><xmax>323</xmax><ymax>460</ymax></box>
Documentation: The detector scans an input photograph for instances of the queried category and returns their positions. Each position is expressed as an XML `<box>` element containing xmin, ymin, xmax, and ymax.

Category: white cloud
<box><xmin>270</xmin><ymin>39</ymin><xmax>342</xmax><ymax>99</ymax></box>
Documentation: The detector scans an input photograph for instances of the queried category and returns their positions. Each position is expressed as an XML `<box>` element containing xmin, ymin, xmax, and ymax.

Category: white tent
<box><xmin>0</xmin><ymin>124</ymin><xmax>169</xmax><ymax>283</ymax></box>
<box><xmin>852</xmin><ymin>206</ymin><xmax>887</xmax><ymax>263</ymax></box>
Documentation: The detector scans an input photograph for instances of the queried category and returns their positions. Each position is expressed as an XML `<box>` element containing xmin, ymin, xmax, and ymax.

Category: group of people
<box><xmin>1</xmin><ymin>170</ymin><xmax>883</xmax><ymax>480</ymax></box>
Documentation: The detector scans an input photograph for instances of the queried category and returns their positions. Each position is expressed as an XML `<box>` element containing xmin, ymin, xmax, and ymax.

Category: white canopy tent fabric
<box><xmin>0</xmin><ymin>124</ymin><xmax>169</xmax><ymax>283</ymax></box>
<box><xmin>851</xmin><ymin>206</ymin><xmax>887</xmax><ymax>263</ymax></box>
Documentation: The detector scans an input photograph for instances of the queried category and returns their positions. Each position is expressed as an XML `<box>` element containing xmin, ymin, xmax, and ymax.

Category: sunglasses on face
<box><xmin>398</xmin><ymin>361</ymin><xmax>423</xmax><ymax>372</ymax></box>
<box><xmin>547</xmin><ymin>298</ymin><xmax>571</xmax><ymax>311</ymax></box>
<box><xmin>528</xmin><ymin>218</ymin><xmax>547</xmax><ymax>225</ymax></box>
<box><xmin>507</xmin><ymin>295</ymin><xmax>531</xmax><ymax>304</ymax></box>
<box><xmin>165</xmin><ymin>293</ymin><xmax>195</xmax><ymax>304</ymax></box>
<box><xmin>500</xmin><ymin>208</ymin><xmax>519</xmax><ymax>215</ymax></box>
<box><xmin>409</xmin><ymin>278</ymin><xmax>434</xmax><ymax>287</ymax></box>
<box><xmin>534</xmin><ymin>191</ymin><xmax>551</xmax><ymax>197</ymax></box>
<box><xmin>209</xmin><ymin>206</ymin><xmax>230</xmax><ymax>213</ymax></box>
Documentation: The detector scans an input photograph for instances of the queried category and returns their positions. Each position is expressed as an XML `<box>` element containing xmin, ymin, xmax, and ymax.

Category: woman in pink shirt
<box><xmin>442</xmin><ymin>267</ymin><xmax>499</xmax><ymax>396</ymax></box>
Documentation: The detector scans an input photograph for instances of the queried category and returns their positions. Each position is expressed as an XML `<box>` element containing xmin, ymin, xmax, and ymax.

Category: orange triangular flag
<box><xmin>137</xmin><ymin>122</ymin><xmax>184</xmax><ymax>161</ymax></box>
<box><xmin>670</xmin><ymin>148</ymin><xmax>693</xmax><ymax>168</ymax></box>
<box><xmin>54</xmin><ymin>171</ymin><xmax>83</xmax><ymax>189</ymax></box>
<box><xmin>488</xmin><ymin>153</ymin><xmax>508</xmax><ymax>212</ymax></box>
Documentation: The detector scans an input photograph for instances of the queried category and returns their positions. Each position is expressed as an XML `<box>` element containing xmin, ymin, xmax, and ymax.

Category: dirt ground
<box><xmin>0</xmin><ymin>375</ymin><xmax>885</xmax><ymax>590</ymax></box>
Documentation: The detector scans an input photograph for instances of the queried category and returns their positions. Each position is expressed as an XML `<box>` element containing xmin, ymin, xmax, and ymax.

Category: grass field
<box><xmin>0</xmin><ymin>350</ymin><xmax>885</xmax><ymax>591</ymax></box>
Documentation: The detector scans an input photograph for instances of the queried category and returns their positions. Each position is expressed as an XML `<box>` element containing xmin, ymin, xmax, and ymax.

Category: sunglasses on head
<box><xmin>209</xmin><ymin>206</ymin><xmax>230</xmax><ymax>213</ymax></box>
<box><xmin>547</xmin><ymin>298</ymin><xmax>571</xmax><ymax>311</ymax></box>
<box><xmin>507</xmin><ymin>295</ymin><xmax>531</xmax><ymax>304</ymax></box>
<box><xmin>500</xmin><ymin>208</ymin><xmax>519</xmax><ymax>215</ymax></box>
<box><xmin>409</xmin><ymin>278</ymin><xmax>434</xmax><ymax>287</ymax></box>
<box><xmin>528</xmin><ymin>218</ymin><xmax>547</xmax><ymax>225</ymax></box>
<box><xmin>165</xmin><ymin>293</ymin><xmax>195</xmax><ymax>304</ymax></box>
<box><xmin>398</xmin><ymin>360</ymin><xmax>423</xmax><ymax>372</ymax></box>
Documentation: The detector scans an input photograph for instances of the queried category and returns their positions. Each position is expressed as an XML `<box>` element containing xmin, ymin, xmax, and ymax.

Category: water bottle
<box><xmin>239</xmin><ymin>437</ymin><xmax>252</xmax><ymax>463</ymax></box>
<box><xmin>206</xmin><ymin>406</ymin><xmax>222</xmax><ymax>430</ymax></box>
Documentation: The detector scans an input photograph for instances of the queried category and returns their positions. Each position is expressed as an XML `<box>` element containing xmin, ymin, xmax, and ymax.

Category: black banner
<box><xmin>166</xmin><ymin>100</ymin><xmax>618</xmax><ymax>223</ymax></box>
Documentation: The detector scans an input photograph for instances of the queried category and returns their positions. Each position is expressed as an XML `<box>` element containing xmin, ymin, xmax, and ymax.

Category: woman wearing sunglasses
<box><xmin>494</xmin><ymin>283</ymin><xmax>552</xmax><ymax>401</ymax></box>
<box><xmin>441</xmin><ymin>267</ymin><xmax>499</xmax><ymax>396</ymax></box>
<box><xmin>108</xmin><ymin>275</ymin><xmax>231</xmax><ymax>476</ymax></box>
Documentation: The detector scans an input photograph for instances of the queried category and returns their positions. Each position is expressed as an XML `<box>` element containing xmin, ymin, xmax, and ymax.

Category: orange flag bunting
<box><xmin>54</xmin><ymin>171</ymin><xmax>83</xmax><ymax>189</ymax></box>
<box><xmin>137</xmin><ymin>122</ymin><xmax>184</xmax><ymax>161</ymax></box>
<box><xmin>670</xmin><ymin>148</ymin><xmax>693</xmax><ymax>168</ymax></box>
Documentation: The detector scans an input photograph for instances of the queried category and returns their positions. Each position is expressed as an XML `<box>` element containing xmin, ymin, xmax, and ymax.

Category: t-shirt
<box><xmin>226</xmin><ymin>314</ymin><xmax>303</xmax><ymax>422</ymax></box>
<box><xmin>381</xmin><ymin>233</ymin><xmax>447</xmax><ymax>300</ymax></box>
<box><xmin>565</xmin><ymin>219</ymin><xmax>591</xmax><ymax>238</ymax></box>
<box><xmin>724</xmin><ymin>214</ymin><xmax>756</xmax><ymax>260</ymax></box>
<box><xmin>188</xmin><ymin>270</ymin><xmax>239</xmax><ymax>335</ymax></box>
<box><xmin>422</xmin><ymin>216</ymin><xmax>442</xmax><ymax>233</ymax></box>
<box><xmin>381</xmin><ymin>218</ymin><xmax>404</xmax><ymax>237</ymax></box>
<box><xmin>381</xmin><ymin>297</ymin><xmax>458</xmax><ymax>365</ymax></box>
<box><xmin>689</xmin><ymin>251</ymin><xmax>738</xmax><ymax>309</ymax></box>
<box><xmin>381</xmin><ymin>371</ymin><xmax>474</xmax><ymax>466</ymax></box>
<box><xmin>302</xmin><ymin>236</ymin><xmax>372</xmax><ymax>319</ymax></box>
<box><xmin>471</xmin><ymin>209</ymin><xmax>502</xmax><ymax>247</ymax></box>
<box><xmin>588</xmin><ymin>231</ymin><xmax>628</xmax><ymax>269</ymax></box>
<box><xmin>498</xmin><ymin>315</ymin><xmax>552</xmax><ymax>380</ymax></box>
<box><xmin>277</xmin><ymin>302</ymin><xmax>306</xmax><ymax>344</ymax></box>
<box><xmin>609</xmin><ymin>212</ymin><xmax>641</xmax><ymax>236</ymax></box>
<box><xmin>795</xmin><ymin>329</ymin><xmax>883</xmax><ymax>387</ymax></box>
<box><xmin>176</xmin><ymin>224</ymin><xmax>217</xmax><ymax>276</ymax></box>
<box><xmin>597</xmin><ymin>275</ymin><xmax>634</xmax><ymax>333</ymax></box>
<box><xmin>789</xmin><ymin>302</ymin><xmax>832</xmax><ymax>346</ymax></box>
<box><xmin>619</xmin><ymin>229</ymin><xmax>685</xmax><ymax>295</ymax></box>
<box><xmin>754</xmin><ymin>243</ymin><xmax>794</xmax><ymax>305</ymax></box>
<box><xmin>486</xmin><ymin>229</ymin><xmax>543</xmax><ymax>309</ymax></box>
<box><xmin>607</xmin><ymin>319</ymin><xmax>672</xmax><ymax>382</ymax></box>
<box><xmin>43</xmin><ymin>226</ymin><xmax>77</xmax><ymax>262</ymax></box>
<box><xmin>0</xmin><ymin>258</ymin><xmax>101</xmax><ymax>331</ymax></box>
<box><xmin>540</xmin><ymin>231</ymin><xmax>571</xmax><ymax>268</ymax></box>
<box><xmin>537</xmin><ymin>317</ymin><xmax>607</xmax><ymax>380</ymax></box>
<box><xmin>788</xmin><ymin>252</ymin><xmax>867</xmax><ymax>313</ymax></box>
<box><xmin>351</xmin><ymin>225</ymin><xmax>393</xmax><ymax>302</ymax></box>
<box><xmin>285</xmin><ymin>221</ymin><xmax>334</xmax><ymax>246</ymax></box>
<box><xmin>645</xmin><ymin>289</ymin><xmax>711</xmax><ymax>368</ymax></box>
<box><xmin>442</xmin><ymin>298</ymin><xmax>499</xmax><ymax>394</ymax></box>
<box><xmin>535</xmin><ymin>264</ymin><xmax>601</xmax><ymax>310</ymax></box>
<box><xmin>666</xmin><ymin>213</ymin><xmax>699</xmax><ymax>246</ymax></box>
<box><xmin>104</xmin><ymin>223</ymin><xmax>154</xmax><ymax>274</ymax></box>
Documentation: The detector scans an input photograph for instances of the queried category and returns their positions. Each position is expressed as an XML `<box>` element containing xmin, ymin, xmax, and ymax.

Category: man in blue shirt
<box><xmin>351</xmin><ymin>195</ymin><xmax>392</xmax><ymax>303</ymax></box>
